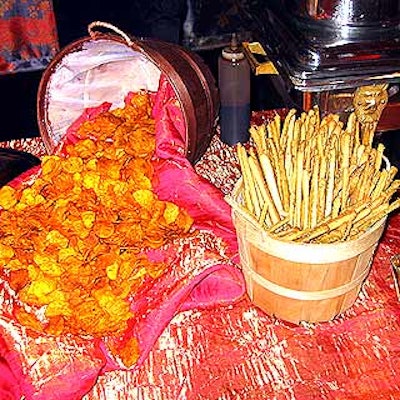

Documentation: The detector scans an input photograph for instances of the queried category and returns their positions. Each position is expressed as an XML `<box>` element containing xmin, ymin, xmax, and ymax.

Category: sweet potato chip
<box><xmin>9</xmin><ymin>269</ymin><xmax>29</xmax><ymax>292</ymax></box>
<box><xmin>0</xmin><ymin>243</ymin><xmax>14</xmax><ymax>263</ymax></box>
<box><xmin>163</xmin><ymin>202</ymin><xmax>180</xmax><ymax>224</ymax></box>
<box><xmin>133</xmin><ymin>189</ymin><xmax>155</xmax><ymax>209</ymax></box>
<box><xmin>62</xmin><ymin>156</ymin><xmax>84</xmax><ymax>174</ymax></box>
<box><xmin>108</xmin><ymin>336</ymin><xmax>140</xmax><ymax>369</ymax></box>
<box><xmin>45</xmin><ymin>230</ymin><xmax>69</xmax><ymax>248</ymax></box>
<box><xmin>0</xmin><ymin>186</ymin><xmax>18</xmax><ymax>210</ymax></box>
<box><xmin>14</xmin><ymin>306</ymin><xmax>44</xmax><ymax>333</ymax></box>
<box><xmin>81</xmin><ymin>210</ymin><xmax>96</xmax><ymax>229</ymax></box>
<box><xmin>45</xmin><ymin>315</ymin><xmax>65</xmax><ymax>336</ymax></box>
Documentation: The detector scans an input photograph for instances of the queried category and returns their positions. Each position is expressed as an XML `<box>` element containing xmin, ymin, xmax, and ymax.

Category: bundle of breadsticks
<box><xmin>234</xmin><ymin>107</ymin><xmax>400</xmax><ymax>243</ymax></box>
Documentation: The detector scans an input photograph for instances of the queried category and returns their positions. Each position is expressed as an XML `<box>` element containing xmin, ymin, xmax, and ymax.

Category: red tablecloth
<box><xmin>1</xmin><ymin>132</ymin><xmax>400</xmax><ymax>400</ymax></box>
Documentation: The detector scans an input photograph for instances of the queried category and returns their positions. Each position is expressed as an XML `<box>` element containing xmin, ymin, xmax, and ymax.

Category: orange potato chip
<box><xmin>0</xmin><ymin>186</ymin><xmax>18</xmax><ymax>210</ymax></box>
<box><xmin>93</xmin><ymin>220</ymin><xmax>115</xmax><ymax>239</ymax></box>
<box><xmin>45</xmin><ymin>315</ymin><xmax>65</xmax><ymax>336</ymax></box>
<box><xmin>9</xmin><ymin>269</ymin><xmax>29</xmax><ymax>292</ymax></box>
<box><xmin>133</xmin><ymin>189</ymin><xmax>155</xmax><ymax>209</ymax></box>
<box><xmin>82</xmin><ymin>171</ymin><xmax>101</xmax><ymax>190</ymax></box>
<box><xmin>81</xmin><ymin>210</ymin><xmax>96</xmax><ymax>229</ymax></box>
<box><xmin>108</xmin><ymin>336</ymin><xmax>140</xmax><ymax>368</ymax></box>
<box><xmin>45</xmin><ymin>299</ymin><xmax>72</xmax><ymax>318</ymax></box>
<box><xmin>163</xmin><ymin>202</ymin><xmax>180</xmax><ymax>225</ymax></box>
<box><xmin>73</xmin><ymin>138</ymin><xmax>97</xmax><ymax>158</ymax></box>
<box><xmin>45</xmin><ymin>230</ymin><xmax>69</xmax><ymax>248</ymax></box>
<box><xmin>41</xmin><ymin>155</ymin><xmax>62</xmax><ymax>178</ymax></box>
<box><xmin>52</xmin><ymin>173</ymin><xmax>75</xmax><ymax>193</ymax></box>
<box><xmin>14</xmin><ymin>306</ymin><xmax>44</xmax><ymax>333</ymax></box>
<box><xmin>0</xmin><ymin>243</ymin><xmax>14</xmax><ymax>263</ymax></box>
<box><xmin>33</xmin><ymin>254</ymin><xmax>62</xmax><ymax>277</ymax></box>
<box><xmin>106</xmin><ymin>262</ymin><xmax>119</xmax><ymax>281</ymax></box>
<box><xmin>62</xmin><ymin>156</ymin><xmax>84</xmax><ymax>174</ymax></box>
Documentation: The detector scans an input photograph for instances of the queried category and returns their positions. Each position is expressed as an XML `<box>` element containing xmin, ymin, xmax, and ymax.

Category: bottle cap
<box><xmin>221</xmin><ymin>33</ymin><xmax>245</xmax><ymax>61</ymax></box>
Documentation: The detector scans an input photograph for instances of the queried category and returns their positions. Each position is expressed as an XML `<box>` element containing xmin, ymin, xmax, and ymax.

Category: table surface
<box><xmin>1</xmin><ymin>133</ymin><xmax>400</xmax><ymax>400</ymax></box>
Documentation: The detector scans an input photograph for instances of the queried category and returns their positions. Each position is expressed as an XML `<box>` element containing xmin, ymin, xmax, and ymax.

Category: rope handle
<box><xmin>88</xmin><ymin>21</ymin><xmax>134</xmax><ymax>46</ymax></box>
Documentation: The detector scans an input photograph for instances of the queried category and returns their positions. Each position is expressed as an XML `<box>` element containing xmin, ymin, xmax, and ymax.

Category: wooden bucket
<box><xmin>36</xmin><ymin>21</ymin><xmax>219</xmax><ymax>164</ymax></box>
<box><xmin>229</xmin><ymin>179</ymin><xmax>386</xmax><ymax>324</ymax></box>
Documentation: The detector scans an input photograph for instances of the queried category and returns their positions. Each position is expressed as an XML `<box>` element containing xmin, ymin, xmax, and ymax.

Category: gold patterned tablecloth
<box><xmin>1</xmin><ymin>131</ymin><xmax>400</xmax><ymax>400</ymax></box>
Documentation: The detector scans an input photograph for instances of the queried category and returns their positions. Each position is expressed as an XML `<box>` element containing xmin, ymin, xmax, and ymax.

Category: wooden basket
<box><xmin>36</xmin><ymin>21</ymin><xmax>219</xmax><ymax>164</ymax></box>
<box><xmin>228</xmin><ymin>179</ymin><xmax>386</xmax><ymax>324</ymax></box>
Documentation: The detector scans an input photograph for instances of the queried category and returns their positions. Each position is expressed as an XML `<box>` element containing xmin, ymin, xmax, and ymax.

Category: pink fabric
<box><xmin>0</xmin><ymin>76</ymin><xmax>245</xmax><ymax>399</ymax></box>
<box><xmin>0</xmin><ymin>349</ymin><xmax>21</xmax><ymax>400</ymax></box>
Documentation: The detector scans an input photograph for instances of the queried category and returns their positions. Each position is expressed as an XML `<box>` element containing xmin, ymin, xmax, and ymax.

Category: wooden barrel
<box><xmin>37</xmin><ymin>22</ymin><xmax>219</xmax><ymax>164</ymax></box>
<box><xmin>230</xmin><ymin>180</ymin><xmax>386</xmax><ymax>324</ymax></box>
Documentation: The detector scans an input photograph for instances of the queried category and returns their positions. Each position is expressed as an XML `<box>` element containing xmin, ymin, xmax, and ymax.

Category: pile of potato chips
<box><xmin>0</xmin><ymin>92</ymin><xmax>193</xmax><ymax>363</ymax></box>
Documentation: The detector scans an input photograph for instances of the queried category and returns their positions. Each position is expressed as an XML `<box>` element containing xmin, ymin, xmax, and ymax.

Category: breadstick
<box><xmin>273</xmin><ymin>113</ymin><xmax>281</xmax><ymax>145</ymax></box>
<box><xmin>385</xmin><ymin>166</ymin><xmax>398</xmax><ymax>189</ymax></box>
<box><xmin>331</xmin><ymin>195</ymin><xmax>341</xmax><ymax>219</ymax></box>
<box><xmin>300</xmin><ymin>112</ymin><xmax>307</xmax><ymax>142</ymax></box>
<box><xmin>280</xmin><ymin>109</ymin><xmax>296</xmax><ymax>149</ymax></box>
<box><xmin>370</xmin><ymin>169</ymin><xmax>389</xmax><ymax>199</ymax></box>
<box><xmin>302</xmin><ymin>169</ymin><xmax>311</xmax><ymax>229</ymax></box>
<box><xmin>267</xmin><ymin>216</ymin><xmax>290</xmax><ymax>234</ymax></box>
<box><xmin>352</xmin><ymin>160</ymin><xmax>373</xmax><ymax>201</ymax></box>
<box><xmin>310</xmin><ymin>154</ymin><xmax>320</xmax><ymax>227</ymax></box>
<box><xmin>353</xmin><ymin>144</ymin><xmax>364</xmax><ymax>166</ymax></box>
<box><xmin>359</xmin><ymin>146</ymin><xmax>371</xmax><ymax>166</ymax></box>
<box><xmin>258</xmin><ymin>152</ymin><xmax>285</xmax><ymax>217</ymax></box>
<box><xmin>238</xmin><ymin>144</ymin><xmax>261</xmax><ymax>217</ymax></box>
<box><xmin>293</xmin><ymin>119</ymin><xmax>301</xmax><ymax>148</ymax></box>
<box><xmin>346</xmin><ymin>111</ymin><xmax>357</xmax><ymax>134</ymax></box>
<box><xmin>249</xmin><ymin>125</ymin><xmax>264</xmax><ymax>153</ymax></box>
<box><xmin>267</xmin><ymin>137</ymin><xmax>288</xmax><ymax>208</ymax></box>
<box><xmin>374</xmin><ymin>143</ymin><xmax>385</xmax><ymax>172</ymax></box>
<box><xmin>283</xmin><ymin>208</ymin><xmax>357</xmax><ymax>242</ymax></box>
<box><xmin>266</xmin><ymin>121</ymin><xmax>279</xmax><ymax>150</ymax></box>
<box><xmin>248</xmin><ymin>153</ymin><xmax>280</xmax><ymax>224</ymax></box>
<box><xmin>288</xmin><ymin>160</ymin><xmax>297</xmax><ymax>227</ymax></box>
<box><xmin>295</xmin><ymin>141</ymin><xmax>305</xmax><ymax>227</ymax></box>
<box><xmin>259</xmin><ymin>200</ymin><xmax>272</xmax><ymax>227</ymax></box>
<box><xmin>237</xmin><ymin>144</ymin><xmax>254</xmax><ymax>213</ymax></box>
<box><xmin>276</xmin><ymin>225</ymin><xmax>301</xmax><ymax>239</ymax></box>
<box><xmin>313</xmin><ymin>105</ymin><xmax>320</xmax><ymax>128</ymax></box>
<box><xmin>317</xmin><ymin>154</ymin><xmax>328</xmax><ymax>222</ymax></box>
<box><xmin>341</xmin><ymin>132</ymin><xmax>351</xmax><ymax>208</ymax></box>
<box><xmin>284</xmin><ymin>114</ymin><xmax>297</xmax><ymax>179</ymax></box>
<box><xmin>327</xmin><ymin>119</ymin><xmax>338</xmax><ymax>138</ymax></box>
<box><xmin>348</xmin><ymin>165</ymin><xmax>364</xmax><ymax>204</ymax></box>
